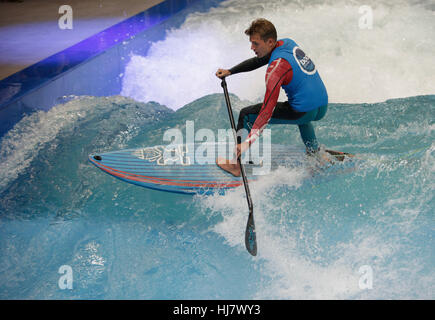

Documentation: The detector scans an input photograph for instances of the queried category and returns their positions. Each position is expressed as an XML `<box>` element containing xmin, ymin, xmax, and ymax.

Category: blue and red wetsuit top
<box><xmin>234</xmin><ymin>38</ymin><xmax>328</xmax><ymax>146</ymax></box>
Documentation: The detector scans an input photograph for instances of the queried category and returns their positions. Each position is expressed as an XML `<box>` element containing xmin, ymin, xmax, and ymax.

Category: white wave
<box><xmin>0</xmin><ymin>97</ymin><xmax>82</xmax><ymax>191</ymax></box>
<box><xmin>0</xmin><ymin>96</ymin><xmax>134</xmax><ymax>191</ymax></box>
<box><xmin>121</xmin><ymin>0</ymin><xmax>435</xmax><ymax>110</ymax></box>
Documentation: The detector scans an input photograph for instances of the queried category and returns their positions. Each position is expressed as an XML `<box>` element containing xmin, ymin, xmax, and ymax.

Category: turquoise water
<box><xmin>0</xmin><ymin>93</ymin><xmax>433</xmax><ymax>299</ymax></box>
<box><xmin>1</xmin><ymin>0</ymin><xmax>434</xmax><ymax>300</ymax></box>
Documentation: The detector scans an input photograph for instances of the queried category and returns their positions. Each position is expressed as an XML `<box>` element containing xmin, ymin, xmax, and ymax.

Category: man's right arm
<box><xmin>229</xmin><ymin>54</ymin><xmax>270</xmax><ymax>75</ymax></box>
<box><xmin>216</xmin><ymin>53</ymin><xmax>270</xmax><ymax>79</ymax></box>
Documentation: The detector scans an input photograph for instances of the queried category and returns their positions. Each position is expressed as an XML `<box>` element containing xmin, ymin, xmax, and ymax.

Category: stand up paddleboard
<box><xmin>89</xmin><ymin>143</ymin><xmax>354</xmax><ymax>195</ymax></box>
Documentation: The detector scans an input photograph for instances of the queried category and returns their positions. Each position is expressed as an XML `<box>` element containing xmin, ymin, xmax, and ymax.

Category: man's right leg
<box><xmin>236</xmin><ymin>102</ymin><xmax>306</xmax><ymax>143</ymax></box>
<box><xmin>236</xmin><ymin>103</ymin><xmax>263</xmax><ymax>143</ymax></box>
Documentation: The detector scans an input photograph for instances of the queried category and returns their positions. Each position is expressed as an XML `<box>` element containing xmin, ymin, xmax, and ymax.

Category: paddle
<box><xmin>220</xmin><ymin>78</ymin><xmax>257</xmax><ymax>256</ymax></box>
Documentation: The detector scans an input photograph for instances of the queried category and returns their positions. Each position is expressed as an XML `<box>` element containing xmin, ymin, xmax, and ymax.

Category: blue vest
<box><xmin>269</xmin><ymin>38</ymin><xmax>328</xmax><ymax>112</ymax></box>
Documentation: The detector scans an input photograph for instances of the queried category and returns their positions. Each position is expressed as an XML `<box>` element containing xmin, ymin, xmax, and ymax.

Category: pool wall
<box><xmin>0</xmin><ymin>0</ymin><xmax>224</xmax><ymax>138</ymax></box>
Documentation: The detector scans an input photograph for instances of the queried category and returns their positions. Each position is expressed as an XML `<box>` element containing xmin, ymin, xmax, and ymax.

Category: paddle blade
<box><xmin>245</xmin><ymin>211</ymin><xmax>257</xmax><ymax>256</ymax></box>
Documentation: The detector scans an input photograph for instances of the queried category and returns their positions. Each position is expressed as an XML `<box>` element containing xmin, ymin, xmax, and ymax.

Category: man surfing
<box><xmin>215</xmin><ymin>18</ymin><xmax>332</xmax><ymax>177</ymax></box>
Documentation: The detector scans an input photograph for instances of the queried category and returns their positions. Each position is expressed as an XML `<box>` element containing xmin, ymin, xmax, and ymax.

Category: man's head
<box><xmin>244</xmin><ymin>18</ymin><xmax>277</xmax><ymax>58</ymax></box>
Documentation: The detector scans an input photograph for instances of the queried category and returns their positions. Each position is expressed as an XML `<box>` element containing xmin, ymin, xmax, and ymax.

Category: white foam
<box><xmin>197</xmin><ymin>166</ymin><xmax>309</xmax><ymax>246</ymax></box>
<box><xmin>121</xmin><ymin>0</ymin><xmax>435</xmax><ymax>110</ymax></box>
<box><xmin>195</xmin><ymin>165</ymin><xmax>364</xmax><ymax>299</ymax></box>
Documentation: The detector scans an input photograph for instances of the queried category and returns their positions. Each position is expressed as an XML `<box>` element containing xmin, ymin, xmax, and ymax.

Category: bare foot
<box><xmin>216</xmin><ymin>157</ymin><xmax>241</xmax><ymax>177</ymax></box>
<box><xmin>307</xmin><ymin>150</ymin><xmax>334</xmax><ymax>166</ymax></box>
<box><xmin>318</xmin><ymin>151</ymin><xmax>334</xmax><ymax>164</ymax></box>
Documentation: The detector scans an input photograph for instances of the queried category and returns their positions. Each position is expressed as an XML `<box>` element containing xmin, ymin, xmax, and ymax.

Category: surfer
<box><xmin>215</xmin><ymin>18</ymin><xmax>329</xmax><ymax>176</ymax></box>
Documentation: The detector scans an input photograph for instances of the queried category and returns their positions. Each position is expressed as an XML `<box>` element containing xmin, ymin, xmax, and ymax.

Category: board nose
<box><xmin>93</xmin><ymin>155</ymin><xmax>102</xmax><ymax>161</ymax></box>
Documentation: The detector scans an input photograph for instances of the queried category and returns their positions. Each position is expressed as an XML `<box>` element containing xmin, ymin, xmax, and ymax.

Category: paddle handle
<box><xmin>221</xmin><ymin>78</ymin><xmax>253</xmax><ymax>209</ymax></box>
<box><xmin>221</xmin><ymin>78</ymin><xmax>257</xmax><ymax>256</ymax></box>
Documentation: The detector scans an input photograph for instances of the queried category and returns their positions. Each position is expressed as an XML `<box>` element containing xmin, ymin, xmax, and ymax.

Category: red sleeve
<box><xmin>244</xmin><ymin>58</ymin><xmax>293</xmax><ymax>146</ymax></box>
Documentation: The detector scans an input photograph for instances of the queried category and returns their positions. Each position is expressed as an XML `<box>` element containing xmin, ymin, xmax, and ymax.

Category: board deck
<box><xmin>89</xmin><ymin>143</ymin><xmax>353</xmax><ymax>194</ymax></box>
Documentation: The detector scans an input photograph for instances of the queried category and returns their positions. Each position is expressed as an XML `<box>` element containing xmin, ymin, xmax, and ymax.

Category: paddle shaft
<box><xmin>221</xmin><ymin>78</ymin><xmax>257</xmax><ymax>256</ymax></box>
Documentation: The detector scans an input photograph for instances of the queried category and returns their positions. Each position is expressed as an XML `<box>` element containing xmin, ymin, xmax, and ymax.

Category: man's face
<box><xmin>249</xmin><ymin>33</ymin><xmax>275</xmax><ymax>58</ymax></box>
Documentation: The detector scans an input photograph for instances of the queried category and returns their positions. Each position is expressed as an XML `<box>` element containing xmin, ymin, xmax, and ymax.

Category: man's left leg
<box><xmin>298</xmin><ymin>122</ymin><xmax>319</xmax><ymax>154</ymax></box>
<box><xmin>295</xmin><ymin>104</ymin><xmax>327</xmax><ymax>154</ymax></box>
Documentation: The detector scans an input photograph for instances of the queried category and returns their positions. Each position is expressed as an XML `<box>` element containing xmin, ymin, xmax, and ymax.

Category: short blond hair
<box><xmin>244</xmin><ymin>18</ymin><xmax>277</xmax><ymax>42</ymax></box>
